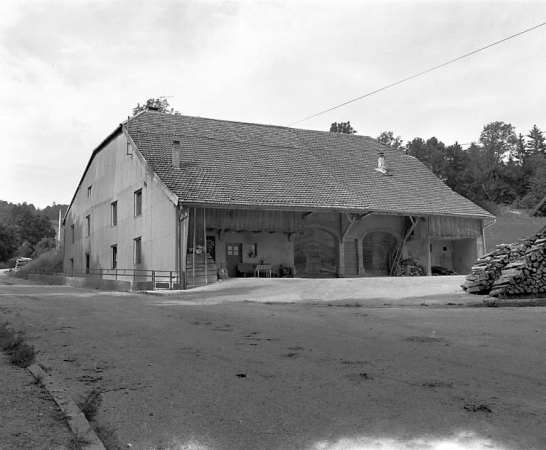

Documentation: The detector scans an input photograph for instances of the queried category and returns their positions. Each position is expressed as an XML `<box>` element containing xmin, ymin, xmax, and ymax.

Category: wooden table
<box><xmin>254</xmin><ymin>264</ymin><xmax>272</xmax><ymax>278</ymax></box>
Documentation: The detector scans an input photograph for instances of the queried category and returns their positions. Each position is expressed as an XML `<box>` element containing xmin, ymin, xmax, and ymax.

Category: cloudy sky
<box><xmin>1</xmin><ymin>0</ymin><xmax>545</xmax><ymax>209</ymax></box>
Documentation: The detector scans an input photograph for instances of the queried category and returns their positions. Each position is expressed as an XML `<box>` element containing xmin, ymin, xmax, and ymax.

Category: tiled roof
<box><xmin>125</xmin><ymin>111</ymin><xmax>494</xmax><ymax>219</ymax></box>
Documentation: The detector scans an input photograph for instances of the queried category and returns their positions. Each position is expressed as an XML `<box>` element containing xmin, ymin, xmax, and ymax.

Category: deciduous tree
<box><xmin>329</xmin><ymin>121</ymin><xmax>357</xmax><ymax>134</ymax></box>
<box><xmin>377</xmin><ymin>131</ymin><xmax>403</xmax><ymax>150</ymax></box>
<box><xmin>133</xmin><ymin>98</ymin><xmax>180</xmax><ymax>116</ymax></box>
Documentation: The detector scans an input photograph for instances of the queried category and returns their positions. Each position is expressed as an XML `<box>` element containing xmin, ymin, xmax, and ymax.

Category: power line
<box><xmin>288</xmin><ymin>22</ymin><xmax>546</xmax><ymax>126</ymax></box>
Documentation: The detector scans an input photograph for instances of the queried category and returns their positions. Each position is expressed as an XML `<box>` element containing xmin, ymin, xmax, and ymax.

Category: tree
<box><xmin>9</xmin><ymin>204</ymin><xmax>55</xmax><ymax>249</ymax></box>
<box><xmin>405</xmin><ymin>137</ymin><xmax>446</xmax><ymax>179</ymax></box>
<box><xmin>133</xmin><ymin>98</ymin><xmax>180</xmax><ymax>116</ymax></box>
<box><xmin>526</xmin><ymin>125</ymin><xmax>545</xmax><ymax>155</ymax></box>
<box><xmin>479</xmin><ymin>121</ymin><xmax>517</xmax><ymax>165</ymax></box>
<box><xmin>329</xmin><ymin>121</ymin><xmax>357</xmax><ymax>134</ymax></box>
<box><xmin>520</xmin><ymin>155</ymin><xmax>546</xmax><ymax>208</ymax></box>
<box><xmin>0</xmin><ymin>222</ymin><xmax>18</xmax><ymax>262</ymax></box>
<box><xmin>32</xmin><ymin>237</ymin><xmax>57</xmax><ymax>258</ymax></box>
<box><xmin>377</xmin><ymin>131</ymin><xmax>403</xmax><ymax>150</ymax></box>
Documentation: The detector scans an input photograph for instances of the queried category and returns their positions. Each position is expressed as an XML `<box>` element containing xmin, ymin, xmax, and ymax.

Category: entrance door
<box><xmin>362</xmin><ymin>231</ymin><xmax>397</xmax><ymax>276</ymax></box>
<box><xmin>294</xmin><ymin>228</ymin><xmax>337</xmax><ymax>278</ymax></box>
<box><xmin>226</xmin><ymin>243</ymin><xmax>242</xmax><ymax>277</ymax></box>
<box><xmin>206</xmin><ymin>236</ymin><xmax>216</xmax><ymax>260</ymax></box>
<box><xmin>344</xmin><ymin>239</ymin><xmax>359</xmax><ymax>275</ymax></box>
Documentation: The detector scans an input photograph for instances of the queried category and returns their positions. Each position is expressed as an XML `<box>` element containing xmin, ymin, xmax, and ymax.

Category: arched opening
<box><xmin>362</xmin><ymin>231</ymin><xmax>398</xmax><ymax>276</ymax></box>
<box><xmin>294</xmin><ymin>228</ymin><xmax>337</xmax><ymax>278</ymax></box>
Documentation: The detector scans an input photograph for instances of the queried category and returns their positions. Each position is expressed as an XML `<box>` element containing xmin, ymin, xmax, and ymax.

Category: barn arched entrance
<box><xmin>362</xmin><ymin>231</ymin><xmax>398</xmax><ymax>276</ymax></box>
<box><xmin>294</xmin><ymin>228</ymin><xmax>338</xmax><ymax>278</ymax></box>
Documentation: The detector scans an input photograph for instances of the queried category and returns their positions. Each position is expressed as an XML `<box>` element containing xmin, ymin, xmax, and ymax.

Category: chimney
<box><xmin>172</xmin><ymin>140</ymin><xmax>181</xmax><ymax>168</ymax></box>
<box><xmin>375</xmin><ymin>151</ymin><xmax>392</xmax><ymax>176</ymax></box>
<box><xmin>377</xmin><ymin>152</ymin><xmax>385</xmax><ymax>170</ymax></box>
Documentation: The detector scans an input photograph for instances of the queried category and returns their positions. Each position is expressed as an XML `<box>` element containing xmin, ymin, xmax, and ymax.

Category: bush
<box><xmin>14</xmin><ymin>249</ymin><xmax>63</xmax><ymax>279</ymax></box>
<box><xmin>0</xmin><ymin>322</ymin><xmax>36</xmax><ymax>368</ymax></box>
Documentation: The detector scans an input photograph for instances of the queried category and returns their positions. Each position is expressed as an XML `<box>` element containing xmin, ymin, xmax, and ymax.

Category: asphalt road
<box><xmin>1</xmin><ymin>275</ymin><xmax>545</xmax><ymax>450</ymax></box>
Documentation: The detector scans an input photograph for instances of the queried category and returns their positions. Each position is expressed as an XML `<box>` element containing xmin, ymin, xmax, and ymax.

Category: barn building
<box><xmin>63</xmin><ymin>110</ymin><xmax>494</xmax><ymax>289</ymax></box>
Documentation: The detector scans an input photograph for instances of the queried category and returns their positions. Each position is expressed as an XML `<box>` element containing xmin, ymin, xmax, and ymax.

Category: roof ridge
<box><xmin>130</xmin><ymin>128</ymin><xmax>308</xmax><ymax>150</ymax></box>
<box><xmin>140</xmin><ymin>110</ymin><xmax>376</xmax><ymax>139</ymax></box>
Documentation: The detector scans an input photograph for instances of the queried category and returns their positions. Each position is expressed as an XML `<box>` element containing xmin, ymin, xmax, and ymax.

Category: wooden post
<box><xmin>178</xmin><ymin>205</ymin><xmax>189</xmax><ymax>290</ymax></box>
<box><xmin>203</xmin><ymin>208</ymin><xmax>207</xmax><ymax>284</ymax></box>
<box><xmin>192</xmin><ymin>207</ymin><xmax>196</xmax><ymax>286</ymax></box>
<box><xmin>425</xmin><ymin>218</ymin><xmax>432</xmax><ymax>276</ymax></box>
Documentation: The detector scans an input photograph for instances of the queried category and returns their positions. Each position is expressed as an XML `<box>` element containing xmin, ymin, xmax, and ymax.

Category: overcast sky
<box><xmin>1</xmin><ymin>0</ymin><xmax>545</xmax><ymax>209</ymax></box>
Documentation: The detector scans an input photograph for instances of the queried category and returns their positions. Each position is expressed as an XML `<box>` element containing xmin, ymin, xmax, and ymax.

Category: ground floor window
<box><xmin>112</xmin><ymin>245</ymin><xmax>118</xmax><ymax>269</ymax></box>
<box><xmin>85</xmin><ymin>253</ymin><xmax>90</xmax><ymax>273</ymax></box>
<box><xmin>134</xmin><ymin>237</ymin><xmax>142</xmax><ymax>264</ymax></box>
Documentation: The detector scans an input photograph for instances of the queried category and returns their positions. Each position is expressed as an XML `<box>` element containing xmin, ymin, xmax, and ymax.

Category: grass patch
<box><xmin>76</xmin><ymin>389</ymin><xmax>122</xmax><ymax>449</ymax></box>
<box><xmin>0</xmin><ymin>322</ymin><xmax>36</xmax><ymax>368</ymax></box>
<box><xmin>78</xmin><ymin>389</ymin><xmax>102</xmax><ymax>422</ymax></box>
<box><xmin>484</xmin><ymin>206</ymin><xmax>546</xmax><ymax>251</ymax></box>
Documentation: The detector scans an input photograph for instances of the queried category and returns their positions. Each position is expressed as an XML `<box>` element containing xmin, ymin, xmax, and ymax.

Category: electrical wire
<box><xmin>288</xmin><ymin>22</ymin><xmax>546</xmax><ymax>126</ymax></box>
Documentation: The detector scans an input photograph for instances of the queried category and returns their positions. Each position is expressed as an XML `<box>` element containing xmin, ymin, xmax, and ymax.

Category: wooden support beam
<box><xmin>342</xmin><ymin>212</ymin><xmax>372</xmax><ymax>242</ymax></box>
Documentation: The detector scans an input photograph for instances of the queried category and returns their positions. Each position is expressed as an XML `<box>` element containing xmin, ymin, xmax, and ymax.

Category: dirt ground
<box><xmin>1</xmin><ymin>274</ymin><xmax>545</xmax><ymax>450</ymax></box>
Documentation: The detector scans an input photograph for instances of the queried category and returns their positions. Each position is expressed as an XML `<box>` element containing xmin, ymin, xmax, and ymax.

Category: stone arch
<box><xmin>294</xmin><ymin>227</ymin><xmax>339</xmax><ymax>278</ymax></box>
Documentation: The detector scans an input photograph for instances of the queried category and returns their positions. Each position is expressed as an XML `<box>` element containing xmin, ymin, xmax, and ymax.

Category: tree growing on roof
<box><xmin>377</xmin><ymin>131</ymin><xmax>403</xmax><ymax>150</ymax></box>
<box><xmin>329</xmin><ymin>121</ymin><xmax>357</xmax><ymax>134</ymax></box>
<box><xmin>132</xmin><ymin>98</ymin><xmax>180</xmax><ymax>116</ymax></box>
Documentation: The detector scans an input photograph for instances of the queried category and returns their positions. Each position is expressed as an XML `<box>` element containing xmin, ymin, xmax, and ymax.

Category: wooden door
<box><xmin>294</xmin><ymin>228</ymin><xmax>337</xmax><ymax>278</ymax></box>
<box><xmin>226</xmin><ymin>243</ymin><xmax>242</xmax><ymax>277</ymax></box>
<box><xmin>362</xmin><ymin>231</ymin><xmax>397</xmax><ymax>276</ymax></box>
<box><xmin>344</xmin><ymin>239</ymin><xmax>359</xmax><ymax>275</ymax></box>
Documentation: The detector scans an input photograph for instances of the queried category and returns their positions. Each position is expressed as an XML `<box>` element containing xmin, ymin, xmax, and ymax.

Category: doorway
<box><xmin>226</xmin><ymin>243</ymin><xmax>242</xmax><ymax>277</ymax></box>
<box><xmin>294</xmin><ymin>228</ymin><xmax>337</xmax><ymax>277</ymax></box>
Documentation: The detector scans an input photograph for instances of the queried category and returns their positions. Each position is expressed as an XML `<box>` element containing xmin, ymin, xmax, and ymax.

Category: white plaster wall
<box><xmin>64</xmin><ymin>133</ymin><xmax>178</xmax><ymax>276</ymax></box>
<box><xmin>213</xmin><ymin>231</ymin><xmax>293</xmax><ymax>272</ymax></box>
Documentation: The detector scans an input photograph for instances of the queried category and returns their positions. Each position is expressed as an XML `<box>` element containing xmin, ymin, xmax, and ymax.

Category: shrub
<box><xmin>14</xmin><ymin>248</ymin><xmax>63</xmax><ymax>279</ymax></box>
<box><xmin>0</xmin><ymin>322</ymin><xmax>36</xmax><ymax>368</ymax></box>
<box><xmin>78</xmin><ymin>389</ymin><xmax>102</xmax><ymax>422</ymax></box>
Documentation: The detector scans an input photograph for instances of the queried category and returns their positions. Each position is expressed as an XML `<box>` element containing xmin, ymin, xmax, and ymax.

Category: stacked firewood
<box><xmin>462</xmin><ymin>233</ymin><xmax>546</xmax><ymax>297</ymax></box>
<box><xmin>489</xmin><ymin>235</ymin><xmax>546</xmax><ymax>297</ymax></box>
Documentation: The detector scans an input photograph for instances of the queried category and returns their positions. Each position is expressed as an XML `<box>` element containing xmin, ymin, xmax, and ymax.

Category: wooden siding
<box><xmin>294</xmin><ymin>228</ymin><xmax>337</xmax><ymax>278</ymax></box>
<box><xmin>344</xmin><ymin>239</ymin><xmax>359</xmax><ymax>275</ymax></box>
<box><xmin>414</xmin><ymin>216</ymin><xmax>482</xmax><ymax>239</ymax></box>
<box><xmin>205</xmin><ymin>208</ymin><xmax>304</xmax><ymax>233</ymax></box>
<box><xmin>362</xmin><ymin>231</ymin><xmax>398</xmax><ymax>276</ymax></box>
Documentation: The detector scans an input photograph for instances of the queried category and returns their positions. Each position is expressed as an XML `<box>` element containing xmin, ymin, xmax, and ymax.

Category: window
<box><xmin>134</xmin><ymin>189</ymin><xmax>142</xmax><ymax>217</ymax></box>
<box><xmin>111</xmin><ymin>201</ymin><xmax>118</xmax><ymax>226</ymax></box>
<box><xmin>86</xmin><ymin>215</ymin><xmax>91</xmax><ymax>237</ymax></box>
<box><xmin>69</xmin><ymin>258</ymin><xmax>74</xmax><ymax>276</ymax></box>
<box><xmin>71</xmin><ymin>224</ymin><xmax>75</xmax><ymax>243</ymax></box>
<box><xmin>134</xmin><ymin>237</ymin><xmax>142</xmax><ymax>264</ymax></box>
<box><xmin>248</xmin><ymin>243</ymin><xmax>258</xmax><ymax>258</ymax></box>
<box><xmin>87</xmin><ymin>186</ymin><xmax>92</xmax><ymax>197</ymax></box>
<box><xmin>111</xmin><ymin>245</ymin><xmax>118</xmax><ymax>269</ymax></box>
<box><xmin>85</xmin><ymin>253</ymin><xmax>90</xmax><ymax>273</ymax></box>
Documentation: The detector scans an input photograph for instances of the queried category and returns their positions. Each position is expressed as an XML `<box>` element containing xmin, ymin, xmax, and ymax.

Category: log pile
<box><xmin>462</xmin><ymin>233</ymin><xmax>546</xmax><ymax>297</ymax></box>
<box><xmin>393</xmin><ymin>258</ymin><xmax>425</xmax><ymax>276</ymax></box>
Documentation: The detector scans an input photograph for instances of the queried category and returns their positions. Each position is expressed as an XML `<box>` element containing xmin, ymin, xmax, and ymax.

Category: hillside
<box><xmin>484</xmin><ymin>207</ymin><xmax>546</xmax><ymax>252</ymax></box>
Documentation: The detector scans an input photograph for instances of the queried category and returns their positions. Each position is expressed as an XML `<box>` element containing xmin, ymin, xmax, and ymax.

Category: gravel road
<box><xmin>1</xmin><ymin>275</ymin><xmax>545</xmax><ymax>450</ymax></box>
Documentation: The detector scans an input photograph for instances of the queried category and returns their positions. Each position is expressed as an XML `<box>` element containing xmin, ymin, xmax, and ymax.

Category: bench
<box><xmin>237</xmin><ymin>263</ymin><xmax>255</xmax><ymax>277</ymax></box>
